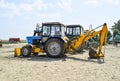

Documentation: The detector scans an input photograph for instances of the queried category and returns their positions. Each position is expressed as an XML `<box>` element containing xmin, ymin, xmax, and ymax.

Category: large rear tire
<box><xmin>45</xmin><ymin>39</ymin><xmax>65</xmax><ymax>58</ymax></box>
<box><xmin>21</xmin><ymin>46</ymin><xmax>32</xmax><ymax>57</ymax></box>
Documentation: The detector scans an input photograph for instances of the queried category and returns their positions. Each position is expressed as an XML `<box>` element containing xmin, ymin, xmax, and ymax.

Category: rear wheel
<box><xmin>21</xmin><ymin>46</ymin><xmax>32</xmax><ymax>57</ymax></box>
<box><xmin>45</xmin><ymin>39</ymin><xmax>65</xmax><ymax>58</ymax></box>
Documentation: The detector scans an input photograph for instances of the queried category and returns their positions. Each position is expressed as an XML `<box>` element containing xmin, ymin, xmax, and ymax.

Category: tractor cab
<box><xmin>33</xmin><ymin>22</ymin><xmax>65</xmax><ymax>36</ymax></box>
<box><xmin>28</xmin><ymin>22</ymin><xmax>67</xmax><ymax>45</ymax></box>
<box><xmin>41</xmin><ymin>22</ymin><xmax>66</xmax><ymax>42</ymax></box>
<box><xmin>66</xmin><ymin>25</ymin><xmax>84</xmax><ymax>39</ymax></box>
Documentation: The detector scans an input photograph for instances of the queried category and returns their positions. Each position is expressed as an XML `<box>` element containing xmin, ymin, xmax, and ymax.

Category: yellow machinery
<box><xmin>69</xmin><ymin>23</ymin><xmax>108</xmax><ymax>62</ymax></box>
<box><xmin>15</xmin><ymin>22</ymin><xmax>108</xmax><ymax>63</ymax></box>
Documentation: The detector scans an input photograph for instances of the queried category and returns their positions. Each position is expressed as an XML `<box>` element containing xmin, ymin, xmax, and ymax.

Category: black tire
<box><xmin>89</xmin><ymin>47</ymin><xmax>97</xmax><ymax>58</ymax></box>
<box><xmin>68</xmin><ymin>37</ymin><xmax>85</xmax><ymax>52</ymax></box>
<box><xmin>21</xmin><ymin>46</ymin><xmax>32</xmax><ymax>57</ymax></box>
<box><xmin>0</xmin><ymin>44</ymin><xmax>2</xmax><ymax>47</ymax></box>
<box><xmin>45</xmin><ymin>39</ymin><xmax>65</xmax><ymax>58</ymax></box>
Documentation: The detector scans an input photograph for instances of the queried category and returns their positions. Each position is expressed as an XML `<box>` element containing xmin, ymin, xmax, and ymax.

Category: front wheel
<box><xmin>21</xmin><ymin>46</ymin><xmax>32</xmax><ymax>57</ymax></box>
<box><xmin>45</xmin><ymin>39</ymin><xmax>65</xmax><ymax>58</ymax></box>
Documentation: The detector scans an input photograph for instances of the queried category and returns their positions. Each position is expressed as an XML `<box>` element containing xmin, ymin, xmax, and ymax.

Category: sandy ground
<box><xmin>0</xmin><ymin>43</ymin><xmax>120</xmax><ymax>81</ymax></box>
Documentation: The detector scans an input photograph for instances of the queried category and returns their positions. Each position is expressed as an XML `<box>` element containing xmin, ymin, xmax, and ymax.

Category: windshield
<box><xmin>73</xmin><ymin>27</ymin><xmax>80</xmax><ymax>35</ymax></box>
<box><xmin>51</xmin><ymin>25</ymin><xmax>61</xmax><ymax>36</ymax></box>
<box><xmin>66</xmin><ymin>28</ymin><xmax>72</xmax><ymax>35</ymax></box>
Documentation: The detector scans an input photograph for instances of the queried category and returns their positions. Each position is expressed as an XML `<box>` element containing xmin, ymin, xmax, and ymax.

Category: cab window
<box><xmin>43</xmin><ymin>26</ymin><xmax>50</xmax><ymax>36</ymax></box>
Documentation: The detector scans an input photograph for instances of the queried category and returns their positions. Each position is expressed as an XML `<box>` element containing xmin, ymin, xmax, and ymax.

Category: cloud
<box><xmin>58</xmin><ymin>0</ymin><xmax>72</xmax><ymax>12</ymax></box>
<box><xmin>36</xmin><ymin>13</ymin><xmax>62</xmax><ymax>19</ymax></box>
<box><xmin>20</xmin><ymin>3</ymin><xmax>32</xmax><ymax>12</ymax></box>
<box><xmin>0</xmin><ymin>0</ymin><xmax>73</xmax><ymax>18</ymax></box>
<box><xmin>106</xmin><ymin>0</ymin><xmax>120</xmax><ymax>5</ymax></box>
<box><xmin>0</xmin><ymin>0</ymin><xmax>17</xmax><ymax>10</ymax></box>
<box><xmin>84</xmin><ymin>0</ymin><xmax>101</xmax><ymax>7</ymax></box>
<box><xmin>0</xmin><ymin>0</ymin><xmax>49</xmax><ymax>17</ymax></box>
<box><xmin>84</xmin><ymin>0</ymin><xmax>120</xmax><ymax>7</ymax></box>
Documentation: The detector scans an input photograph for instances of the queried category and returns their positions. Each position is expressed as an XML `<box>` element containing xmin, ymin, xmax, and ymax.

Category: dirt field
<box><xmin>0</xmin><ymin>43</ymin><xmax>120</xmax><ymax>81</ymax></box>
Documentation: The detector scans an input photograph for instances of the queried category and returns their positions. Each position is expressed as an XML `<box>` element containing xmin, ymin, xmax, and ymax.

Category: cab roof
<box><xmin>42</xmin><ymin>22</ymin><xmax>65</xmax><ymax>26</ymax></box>
<box><xmin>66</xmin><ymin>24</ymin><xmax>83</xmax><ymax>27</ymax></box>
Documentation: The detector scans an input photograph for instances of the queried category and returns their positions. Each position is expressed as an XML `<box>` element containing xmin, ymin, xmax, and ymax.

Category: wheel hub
<box><xmin>23</xmin><ymin>48</ymin><xmax>28</xmax><ymax>55</ymax></box>
<box><xmin>48</xmin><ymin>42</ymin><xmax>61</xmax><ymax>55</ymax></box>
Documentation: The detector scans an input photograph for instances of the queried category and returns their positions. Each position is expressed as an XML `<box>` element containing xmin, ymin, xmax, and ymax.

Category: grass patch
<box><xmin>20</xmin><ymin>40</ymin><xmax>27</xmax><ymax>43</ymax></box>
<box><xmin>0</xmin><ymin>40</ymin><xmax>27</xmax><ymax>44</ymax></box>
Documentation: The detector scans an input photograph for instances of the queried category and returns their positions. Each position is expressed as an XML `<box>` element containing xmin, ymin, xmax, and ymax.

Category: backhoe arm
<box><xmin>71</xmin><ymin>23</ymin><xmax>108</xmax><ymax>51</ymax></box>
<box><xmin>97</xmin><ymin>23</ymin><xmax>108</xmax><ymax>54</ymax></box>
<box><xmin>71</xmin><ymin>30</ymin><xmax>101</xmax><ymax>49</ymax></box>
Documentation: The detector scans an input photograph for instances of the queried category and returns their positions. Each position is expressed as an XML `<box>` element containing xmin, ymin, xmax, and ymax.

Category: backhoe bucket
<box><xmin>89</xmin><ymin>48</ymin><xmax>104</xmax><ymax>59</ymax></box>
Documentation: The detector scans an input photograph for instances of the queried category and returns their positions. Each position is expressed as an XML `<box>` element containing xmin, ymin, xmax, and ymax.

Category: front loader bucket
<box><xmin>14</xmin><ymin>48</ymin><xmax>22</xmax><ymax>57</ymax></box>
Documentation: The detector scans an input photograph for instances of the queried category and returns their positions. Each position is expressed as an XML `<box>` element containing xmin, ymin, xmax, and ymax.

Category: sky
<box><xmin>0</xmin><ymin>0</ymin><xmax>120</xmax><ymax>40</ymax></box>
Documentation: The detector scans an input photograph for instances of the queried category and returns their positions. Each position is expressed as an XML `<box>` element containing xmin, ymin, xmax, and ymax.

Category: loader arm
<box><xmin>71</xmin><ymin>23</ymin><xmax>108</xmax><ymax>54</ymax></box>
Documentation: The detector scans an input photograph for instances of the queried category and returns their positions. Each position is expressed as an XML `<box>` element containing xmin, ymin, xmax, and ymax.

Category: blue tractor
<box><xmin>20</xmin><ymin>22</ymin><xmax>68</xmax><ymax>58</ymax></box>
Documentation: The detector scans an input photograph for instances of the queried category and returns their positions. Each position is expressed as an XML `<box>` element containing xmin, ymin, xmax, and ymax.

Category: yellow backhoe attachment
<box><xmin>70</xmin><ymin>23</ymin><xmax>108</xmax><ymax>60</ymax></box>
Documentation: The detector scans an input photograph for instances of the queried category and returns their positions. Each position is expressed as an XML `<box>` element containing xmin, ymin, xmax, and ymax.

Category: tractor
<box><xmin>15</xmin><ymin>22</ymin><xmax>108</xmax><ymax>63</ymax></box>
<box><xmin>15</xmin><ymin>22</ymin><xmax>68</xmax><ymax>58</ymax></box>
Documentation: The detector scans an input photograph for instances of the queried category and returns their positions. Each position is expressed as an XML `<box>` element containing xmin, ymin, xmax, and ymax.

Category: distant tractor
<box><xmin>19</xmin><ymin>22</ymin><xmax>68</xmax><ymax>58</ymax></box>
